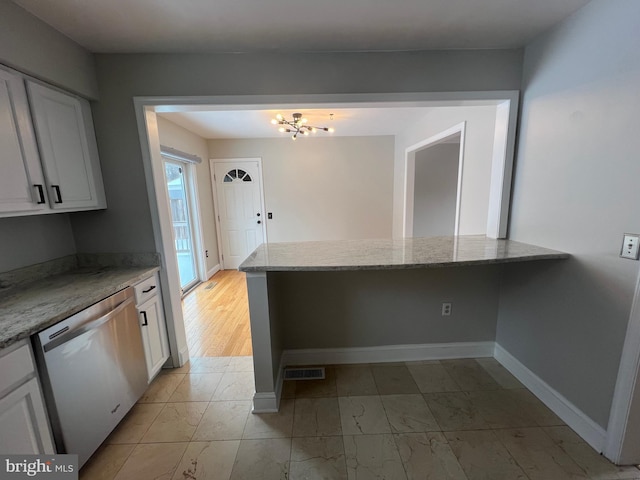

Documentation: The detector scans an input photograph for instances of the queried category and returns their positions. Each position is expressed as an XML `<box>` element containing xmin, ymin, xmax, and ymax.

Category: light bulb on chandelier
<box><xmin>271</xmin><ymin>112</ymin><xmax>335</xmax><ymax>140</ymax></box>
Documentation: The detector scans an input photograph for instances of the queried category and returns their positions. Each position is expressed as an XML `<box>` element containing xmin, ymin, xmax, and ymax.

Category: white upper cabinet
<box><xmin>0</xmin><ymin>64</ymin><xmax>106</xmax><ymax>218</ymax></box>
<box><xmin>27</xmin><ymin>81</ymin><xmax>106</xmax><ymax>212</ymax></box>
<box><xmin>0</xmin><ymin>67</ymin><xmax>48</xmax><ymax>214</ymax></box>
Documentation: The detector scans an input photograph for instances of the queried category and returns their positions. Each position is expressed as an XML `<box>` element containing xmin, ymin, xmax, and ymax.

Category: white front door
<box><xmin>213</xmin><ymin>161</ymin><xmax>265</xmax><ymax>269</ymax></box>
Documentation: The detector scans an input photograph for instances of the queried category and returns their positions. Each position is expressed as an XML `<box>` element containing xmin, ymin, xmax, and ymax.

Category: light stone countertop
<box><xmin>238</xmin><ymin>235</ymin><xmax>569</xmax><ymax>272</ymax></box>
<box><xmin>0</xmin><ymin>266</ymin><xmax>159</xmax><ymax>349</ymax></box>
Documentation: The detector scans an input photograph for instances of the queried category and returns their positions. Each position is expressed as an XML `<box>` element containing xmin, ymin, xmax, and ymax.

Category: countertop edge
<box><xmin>0</xmin><ymin>266</ymin><xmax>160</xmax><ymax>350</ymax></box>
<box><xmin>239</xmin><ymin>252</ymin><xmax>570</xmax><ymax>272</ymax></box>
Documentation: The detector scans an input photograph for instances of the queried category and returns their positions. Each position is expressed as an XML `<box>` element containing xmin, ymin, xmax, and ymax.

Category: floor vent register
<box><xmin>283</xmin><ymin>367</ymin><xmax>326</xmax><ymax>380</ymax></box>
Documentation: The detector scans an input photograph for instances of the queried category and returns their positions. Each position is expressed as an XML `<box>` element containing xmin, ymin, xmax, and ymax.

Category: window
<box><xmin>223</xmin><ymin>169</ymin><xmax>252</xmax><ymax>182</ymax></box>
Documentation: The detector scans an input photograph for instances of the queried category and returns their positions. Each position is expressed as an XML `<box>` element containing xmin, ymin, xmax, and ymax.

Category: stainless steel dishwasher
<box><xmin>33</xmin><ymin>287</ymin><xmax>148</xmax><ymax>467</ymax></box>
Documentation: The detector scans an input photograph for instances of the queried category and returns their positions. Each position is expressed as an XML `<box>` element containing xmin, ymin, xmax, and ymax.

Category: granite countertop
<box><xmin>0</xmin><ymin>266</ymin><xmax>159</xmax><ymax>349</ymax></box>
<box><xmin>239</xmin><ymin>235</ymin><xmax>569</xmax><ymax>272</ymax></box>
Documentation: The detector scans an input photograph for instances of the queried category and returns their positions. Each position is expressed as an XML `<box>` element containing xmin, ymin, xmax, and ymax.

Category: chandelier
<box><xmin>271</xmin><ymin>113</ymin><xmax>334</xmax><ymax>140</ymax></box>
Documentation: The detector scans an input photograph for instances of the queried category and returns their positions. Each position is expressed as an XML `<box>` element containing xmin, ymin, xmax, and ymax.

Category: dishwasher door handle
<box><xmin>43</xmin><ymin>297</ymin><xmax>135</xmax><ymax>352</ymax></box>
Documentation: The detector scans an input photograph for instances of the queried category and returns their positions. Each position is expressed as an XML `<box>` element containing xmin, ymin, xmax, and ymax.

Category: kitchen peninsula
<box><xmin>239</xmin><ymin>235</ymin><xmax>569</xmax><ymax>412</ymax></box>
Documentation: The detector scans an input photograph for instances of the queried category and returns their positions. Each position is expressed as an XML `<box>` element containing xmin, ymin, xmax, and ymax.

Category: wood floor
<box><xmin>182</xmin><ymin>269</ymin><xmax>252</xmax><ymax>357</ymax></box>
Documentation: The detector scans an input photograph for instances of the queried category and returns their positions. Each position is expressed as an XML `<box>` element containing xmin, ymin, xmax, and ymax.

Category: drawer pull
<box><xmin>142</xmin><ymin>285</ymin><xmax>156</xmax><ymax>294</ymax></box>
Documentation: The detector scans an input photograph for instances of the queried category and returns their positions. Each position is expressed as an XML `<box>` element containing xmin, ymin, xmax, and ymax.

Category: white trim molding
<box><xmin>207</xmin><ymin>263</ymin><xmax>221</xmax><ymax>280</ymax></box>
<box><xmin>252</xmin><ymin>354</ymin><xmax>285</xmax><ymax>413</ymax></box>
<box><xmin>485</xmin><ymin>100</ymin><xmax>515</xmax><ymax>239</ymax></box>
<box><xmin>160</xmin><ymin>145</ymin><xmax>202</xmax><ymax>164</ymax></box>
<box><xmin>252</xmin><ymin>392</ymin><xmax>279</xmax><ymax>413</ymax></box>
<box><xmin>495</xmin><ymin>343</ymin><xmax>607</xmax><ymax>453</ymax></box>
<box><xmin>604</xmin><ymin>267</ymin><xmax>640</xmax><ymax>464</ymax></box>
<box><xmin>176</xmin><ymin>344</ymin><xmax>190</xmax><ymax>369</ymax></box>
<box><xmin>283</xmin><ymin>341</ymin><xmax>495</xmax><ymax>366</ymax></box>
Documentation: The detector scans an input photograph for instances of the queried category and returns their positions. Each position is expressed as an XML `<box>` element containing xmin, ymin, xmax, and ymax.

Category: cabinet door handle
<box><xmin>34</xmin><ymin>184</ymin><xmax>45</xmax><ymax>204</ymax></box>
<box><xmin>141</xmin><ymin>311</ymin><xmax>148</xmax><ymax>326</ymax></box>
<box><xmin>52</xmin><ymin>185</ymin><xmax>63</xmax><ymax>204</ymax></box>
<box><xmin>142</xmin><ymin>285</ymin><xmax>156</xmax><ymax>293</ymax></box>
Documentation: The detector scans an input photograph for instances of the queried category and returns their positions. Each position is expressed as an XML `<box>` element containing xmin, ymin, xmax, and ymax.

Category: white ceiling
<box><xmin>158</xmin><ymin>107</ymin><xmax>431</xmax><ymax>139</ymax></box>
<box><xmin>11</xmin><ymin>0</ymin><xmax>589</xmax><ymax>54</ymax></box>
<box><xmin>157</xmin><ymin>102</ymin><xmax>498</xmax><ymax>139</ymax></box>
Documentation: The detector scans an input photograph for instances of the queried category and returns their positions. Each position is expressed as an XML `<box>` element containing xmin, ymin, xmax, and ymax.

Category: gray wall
<box><xmin>0</xmin><ymin>215</ymin><xmax>76</xmax><ymax>273</ymax></box>
<box><xmin>275</xmin><ymin>266</ymin><xmax>501</xmax><ymax>349</ymax></box>
<box><xmin>0</xmin><ymin>1</ymin><xmax>97</xmax><ymax>98</ymax></box>
<box><xmin>70</xmin><ymin>50</ymin><xmax>523</xmax><ymax>255</ymax></box>
<box><xmin>0</xmin><ymin>2</ymin><xmax>98</xmax><ymax>273</ymax></box>
<box><xmin>497</xmin><ymin>0</ymin><xmax>640</xmax><ymax>429</ymax></box>
<box><xmin>413</xmin><ymin>143</ymin><xmax>460</xmax><ymax>237</ymax></box>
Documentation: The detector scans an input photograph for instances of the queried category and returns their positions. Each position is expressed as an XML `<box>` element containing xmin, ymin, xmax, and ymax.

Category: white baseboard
<box><xmin>252</xmin><ymin>392</ymin><xmax>278</xmax><ymax>413</ymax></box>
<box><xmin>282</xmin><ymin>341</ymin><xmax>495</xmax><ymax>366</ymax></box>
<box><xmin>207</xmin><ymin>263</ymin><xmax>221</xmax><ymax>280</ymax></box>
<box><xmin>178</xmin><ymin>345</ymin><xmax>190</xmax><ymax>367</ymax></box>
<box><xmin>494</xmin><ymin>343</ymin><xmax>607</xmax><ymax>452</ymax></box>
<box><xmin>252</xmin><ymin>355</ymin><xmax>285</xmax><ymax>413</ymax></box>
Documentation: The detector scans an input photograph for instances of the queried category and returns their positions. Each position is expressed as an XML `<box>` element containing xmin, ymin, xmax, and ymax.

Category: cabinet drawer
<box><xmin>134</xmin><ymin>273</ymin><xmax>160</xmax><ymax>305</ymax></box>
<box><xmin>0</xmin><ymin>342</ymin><xmax>35</xmax><ymax>394</ymax></box>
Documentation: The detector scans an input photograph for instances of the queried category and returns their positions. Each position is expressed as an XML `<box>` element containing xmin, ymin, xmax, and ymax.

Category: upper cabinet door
<box><xmin>0</xmin><ymin>68</ymin><xmax>47</xmax><ymax>214</ymax></box>
<box><xmin>27</xmin><ymin>81</ymin><xmax>106</xmax><ymax>211</ymax></box>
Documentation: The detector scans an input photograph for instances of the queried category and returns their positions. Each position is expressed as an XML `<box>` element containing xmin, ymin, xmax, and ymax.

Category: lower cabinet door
<box><xmin>0</xmin><ymin>378</ymin><xmax>55</xmax><ymax>454</ymax></box>
<box><xmin>138</xmin><ymin>296</ymin><xmax>170</xmax><ymax>382</ymax></box>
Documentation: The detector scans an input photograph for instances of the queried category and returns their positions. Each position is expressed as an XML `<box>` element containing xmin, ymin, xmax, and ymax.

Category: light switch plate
<box><xmin>620</xmin><ymin>234</ymin><xmax>640</xmax><ymax>260</ymax></box>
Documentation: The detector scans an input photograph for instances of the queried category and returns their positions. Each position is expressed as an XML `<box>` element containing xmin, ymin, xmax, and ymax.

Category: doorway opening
<box><xmin>135</xmin><ymin>93</ymin><xmax>519</xmax><ymax>369</ymax></box>
<box><xmin>403</xmin><ymin>123</ymin><xmax>465</xmax><ymax>238</ymax></box>
<box><xmin>412</xmin><ymin>132</ymin><xmax>463</xmax><ymax>237</ymax></box>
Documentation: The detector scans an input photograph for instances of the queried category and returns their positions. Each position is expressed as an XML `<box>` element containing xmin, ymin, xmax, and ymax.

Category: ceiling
<box><xmin>158</xmin><ymin>107</ymin><xmax>434</xmax><ymax>139</ymax></box>
<box><xmin>11</xmin><ymin>0</ymin><xmax>589</xmax><ymax>139</ymax></box>
<box><xmin>157</xmin><ymin>101</ymin><xmax>499</xmax><ymax>139</ymax></box>
<box><xmin>12</xmin><ymin>0</ymin><xmax>589</xmax><ymax>54</ymax></box>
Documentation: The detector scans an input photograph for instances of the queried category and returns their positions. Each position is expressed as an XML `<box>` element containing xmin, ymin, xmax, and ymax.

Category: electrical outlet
<box><xmin>442</xmin><ymin>302</ymin><xmax>452</xmax><ymax>316</ymax></box>
<box><xmin>620</xmin><ymin>234</ymin><xmax>640</xmax><ymax>260</ymax></box>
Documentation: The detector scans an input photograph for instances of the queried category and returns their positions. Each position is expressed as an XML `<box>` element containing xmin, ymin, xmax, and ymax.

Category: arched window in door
<box><xmin>223</xmin><ymin>169</ymin><xmax>252</xmax><ymax>182</ymax></box>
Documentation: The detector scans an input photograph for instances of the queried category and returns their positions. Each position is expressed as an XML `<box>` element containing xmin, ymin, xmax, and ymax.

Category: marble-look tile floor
<box><xmin>80</xmin><ymin>357</ymin><xmax>640</xmax><ymax>480</ymax></box>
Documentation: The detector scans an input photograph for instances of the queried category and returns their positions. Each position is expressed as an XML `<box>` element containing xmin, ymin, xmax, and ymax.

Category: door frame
<box><xmin>403</xmin><ymin>99</ymin><xmax>515</xmax><ymax>240</ymax></box>
<box><xmin>162</xmin><ymin>156</ymin><xmax>205</xmax><ymax>292</ymax></box>
<box><xmin>133</xmin><ymin>91</ymin><xmax>519</xmax><ymax>368</ymax></box>
<box><xmin>403</xmin><ymin>122</ymin><xmax>465</xmax><ymax>238</ymax></box>
<box><xmin>209</xmin><ymin>158</ymin><xmax>267</xmax><ymax>270</ymax></box>
<box><xmin>605</xmin><ymin>266</ymin><xmax>640</xmax><ymax>463</ymax></box>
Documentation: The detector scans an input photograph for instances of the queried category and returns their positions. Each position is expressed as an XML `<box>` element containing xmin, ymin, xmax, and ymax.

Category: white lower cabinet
<box><xmin>0</xmin><ymin>342</ymin><xmax>55</xmax><ymax>454</ymax></box>
<box><xmin>134</xmin><ymin>273</ymin><xmax>170</xmax><ymax>382</ymax></box>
